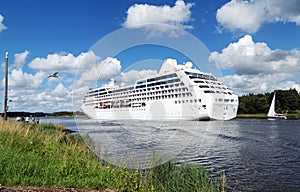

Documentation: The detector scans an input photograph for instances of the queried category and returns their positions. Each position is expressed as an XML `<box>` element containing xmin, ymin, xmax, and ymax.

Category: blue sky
<box><xmin>0</xmin><ymin>0</ymin><xmax>299</xmax><ymax>112</ymax></box>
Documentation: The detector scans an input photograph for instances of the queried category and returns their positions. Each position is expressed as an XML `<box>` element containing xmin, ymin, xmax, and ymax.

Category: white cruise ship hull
<box><xmin>81</xmin><ymin>59</ymin><xmax>239</xmax><ymax>121</ymax></box>
<box><xmin>81</xmin><ymin>98</ymin><xmax>238</xmax><ymax>121</ymax></box>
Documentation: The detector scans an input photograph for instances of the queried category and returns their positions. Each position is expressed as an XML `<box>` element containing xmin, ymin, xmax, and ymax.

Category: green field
<box><xmin>0</xmin><ymin>119</ymin><xmax>224</xmax><ymax>191</ymax></box>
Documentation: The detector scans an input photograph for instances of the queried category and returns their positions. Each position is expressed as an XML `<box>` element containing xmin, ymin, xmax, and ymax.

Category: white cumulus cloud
<box><xmin>216</xmin><ymin>0</ymin><xmax>300</xmax><ymax>33</ymax></box>
<box><xmin>72</xmin><ymin>57</ymin><xmax>122</xmax><ymax>110</ymax></box>
<box><xmin>118</xmin><ymin>69</ymin><xmax>158</xmax><ymax>83</ymax></box>
<box><xmin>28</xmin><ymin>51</ymin><xmax>100</xmax><ymax>73</ymax></box>
<box><xmin>8</xmin><ymin>69</ymin><xmax>45</xmax><ymax>90</ymax></box>
<box><xmin>79</xmin><ymin>57</ymin><xmax>121</xmax><ymax>83</ymax></box>
<box><xmin>0</xmin><ymin>14</ymin><xmax>7</xmax><ymax>31</ymax></box>
<box><xmin>210</xmin><ymin>35</ymin><xmax>300</xmax><ymax>75</ymax></box>
<box><xmin>210</xmin><ymin>35</ymin><xmax>300</xmax><ymax>94</ymax></box>
<box><xmin>123</xmin><ymin>0</ymin><xmax>194</xmax><ymax>36</ymax></box>
<box><xmin>12</xmin><ymin>50</ymin><xmax>30</xmax><ymax>69</ymax></box>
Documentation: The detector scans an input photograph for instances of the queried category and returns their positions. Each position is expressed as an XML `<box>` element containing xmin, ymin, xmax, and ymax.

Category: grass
<box><xmin>0</xmin><ymin>119</ymin><xmax>223</xmax><ymax>191</ymax></box>
<box><xmin>237</xmin><ymin>111</ymin><xmax>300</xmax><ymax>119</ymax></box>
<box><xmin>237</xmin><ymin>113</ymin><xmax>267</xmax><ymax>118</ymax></box>
<box><xmin>286</xmin><ymin>110</ymin><xmax>300</xmax><ymax>119</ymax></box>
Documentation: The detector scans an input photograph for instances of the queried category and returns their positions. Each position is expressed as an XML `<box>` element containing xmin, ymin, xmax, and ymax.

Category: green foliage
<box><xmin>47</xmin><ymin>111</ymin><xmax>85</xmax><ymax>117</ymax></box>
<box><xmin>0</xmin><ymin>119</ymin><xmax>221</xmax><ymax>191</ymax></box>
<box><xmin>150</xmin><ymin>161</ymin><xmax>220</xmax><ymax>192</ymax></box>
<box><xmin>238</xmin><ymin>89</ymin><xmax>300</xmax><ymax>114</ymax></box>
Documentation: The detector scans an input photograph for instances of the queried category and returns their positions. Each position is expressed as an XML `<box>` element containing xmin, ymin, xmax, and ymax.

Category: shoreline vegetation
<box><xmin>0</xmin><ymin>119</ymin><xmax>224</xmax><ymax>192</ymax></box>
<box><xmin>237</xmin><ymin>110</ymin><xmax>300</xmax><ymax>119</ymax></box>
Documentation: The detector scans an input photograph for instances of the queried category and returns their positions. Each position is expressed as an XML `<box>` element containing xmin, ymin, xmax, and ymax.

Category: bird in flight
<box><xmin>47</xmin><ymin>72</ymin><xmax>59</xmax><ymax>78</ymax></box>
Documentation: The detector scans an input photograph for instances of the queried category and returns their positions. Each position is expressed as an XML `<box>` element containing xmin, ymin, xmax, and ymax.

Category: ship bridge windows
<box><xmin>185</xmin><ymin>71</ymin><xmax>217</xmax><ymax>81</ymax></box>
<box><xmin>146</xmin><ymin>73</ymin><xmax>177</xmax><ymax>83</ymax></box>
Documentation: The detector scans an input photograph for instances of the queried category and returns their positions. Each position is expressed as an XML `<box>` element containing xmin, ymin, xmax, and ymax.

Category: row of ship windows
<box><xmin>93</xmin><ymin>84</ymin><xmax>187</xmax><ymax>99</ymax></box>
<box><xmin>99</xmin><ymin>88</ymin><xmax>190</xmax><ymax>99</ymax></box>
<box><xmin>137</xmin><ymin>73</ymin><xmax>178</xmax><ymax>84</ymax></box>
<box><xmin>186</xmin><ymin>73</ymin><xmax>217</xmax><ymax>81</ymax></box>
<box><xmin>175</xmin><ymin>99</ymin><xmax>202</xmax><ymax>104</ymax></box>
<box><xmin>87</xmin><ymin>82</ymin><xmax>185</xmax><ymax>97</ymax></box>
<box><xmin>85</xmin><ymin>92</ymin><xmax>194</xmax><ymax>105</ymax></box>
<box><xmin>199</xmin><ymin>85</ymin><xmax>228</xmax><ymax>90</ymax></box>
<box><xmin>194</xmin><ymin>80</ymin><xmax>222</xmax><ymax>85</ymax></box>
<box><xmin>112</xmin><ymin>82</ymin><xmax>185</xmax><ymax>93</ymax></box>
<box><xmin>126</xmin><ymin>93</ymin><xmax>193</xmax><ymax>102</ymax></box>
<box><xmin>204</xmin><ymin>90</ymin><xmax>233</xmax><ymax>95</ymax></box>
<box><xmin>87</xmin><ymin>73</ymin><xmax>178</xmax><ymax>95</ymax></box>
<box><xmin>136</xmin><ymin>78</ymin><xmax>181</xmax><ymax>89</ymax></box>
<box><xmin>84</xmin><ymin>95</ymin><xmax>238</xmax><ymax>106</ymax></box>
<box><xmin>215</xmin><ymin>98</ymin><xmax>238</xmax><ymax>103</ymax></box>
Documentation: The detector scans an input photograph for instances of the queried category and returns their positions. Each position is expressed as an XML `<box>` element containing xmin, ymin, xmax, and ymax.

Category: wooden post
<box><xmin>3</xmin><ymin>52</ymin><xmax>8</xmax><ymax>120</ymax></box>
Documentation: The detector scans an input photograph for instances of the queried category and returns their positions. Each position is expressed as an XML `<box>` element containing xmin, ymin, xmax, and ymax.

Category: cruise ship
<box><xmin>81</xmin><ymin>59</ymin><xmax>238</xmax><ymax>120</ymax></box>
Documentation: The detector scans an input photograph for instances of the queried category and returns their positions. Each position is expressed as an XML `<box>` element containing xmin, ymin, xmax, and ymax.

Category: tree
<box><xmin>238</xmin><ymin>89</ymin><xmax>300</xmax><ymax>114</ymax></box>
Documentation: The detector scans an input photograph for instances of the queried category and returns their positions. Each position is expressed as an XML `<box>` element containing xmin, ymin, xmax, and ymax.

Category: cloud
<box><xmin>79</xmin><ymin>57</ymin><xmax>121</xmax><ymax>83</ymax></box>
<box><xmin>216</xmin><ymin>0</ymin><xmax>300</xmax><ymax>33</ymax></box>
<box><xmin>209</xmin><ymin>35</ymin><xmax>300</xmax><ymax>75</ymax></box>
<box><xmin>28</xmin><ymin>51</ymin><xmax>99</xmax><ymax>73</ymax></box>
<box><xmin>123</xmin><ymin>0</ymin><xmax>194</xmax><ymax>36</ymax></box>
<box><xmin>71</xmin><ymin>57</ymin><xmax>122</xmax><ymax>110</ymax></box>
<box><xmin>8</xmin><ymin>83</ymin><xmax>73</xmax><ymax>112</ymax></box>
<box><xmin>0</xmin><ymin>15</ymin><xmax>7</xmax><ymax>31</ymax></box>
<box><xmin>118</xmin><ymin>69</ymin><xmax>158</xmax><ymax>83</ymax></box>
<box><xmin>3</xmin><ymin>50</ymin><xmax>122</xmax><ymax>112</ymax></box>
<box><xmin>8</xmin><ymin>69</ymin><xmax>45</xmax><ymax>90</ymax></box>
<box><xmin>222</xmin><ymin>73</ymin><xmax>296</xmax><ymax>95</ymax></box>
<box><xmin>210</xmin><ymin>35</ymin><xmax>300</xmax><ymax>94</ymax></box>
<box><xmin>11</xmin><ymin>50</ymin><xmax>30</xmax><ymax>69</ymax></box>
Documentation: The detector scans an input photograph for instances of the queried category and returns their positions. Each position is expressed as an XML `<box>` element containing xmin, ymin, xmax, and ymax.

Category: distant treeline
<box><xmin>238</xmin><ymin>89</ymin><xmax>300</xmax><ymax>114</ymax></box>
<box><xmin>2</xmin><ymin>111</ymin><xmax>85</xmax><ymax>118</ymax></box>
<box><xmin>47</xmin><ymin>111</ymin><xmax>85</xmax><ymax>117</ymax></box>
<box><xmin>2</xmin><ymin>112</ymin><xmax>47</xmax><ymax>118</ymax></box>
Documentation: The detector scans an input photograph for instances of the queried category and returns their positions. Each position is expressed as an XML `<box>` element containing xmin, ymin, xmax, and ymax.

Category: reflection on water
<box><xmin>74</xmin><ymin>119</ymin><xmax>224</xmax><ymax>169</ymax></box>
<box><xmin>43</xmin><ymin>117</ymin><xmax>300</xmax><ymax>191</ymax></box>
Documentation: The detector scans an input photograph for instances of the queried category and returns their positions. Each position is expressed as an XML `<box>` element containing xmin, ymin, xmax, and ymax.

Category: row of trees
<box><xmin>47</xmin><ymin>111</ymin><xmax>85</xmax><ymax>117</ymax></box>
<box><xmin>238</xmin><ymin>89</ymin><xmax>300</xmax><ymax>114</ymax></box>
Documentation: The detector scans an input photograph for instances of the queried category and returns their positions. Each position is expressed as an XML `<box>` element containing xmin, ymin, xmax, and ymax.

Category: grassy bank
<box><xmin>237</xmin><ymin>110</ymin><xmax>300</xmax><ymax>119</ymax></box>
<box><xmin>237</xmin><ymin>113</ymin><xmax>267</xmax><ymax>118</ymax></box>
<box><xmin>0</xmin><ymin>119</ymin><xmax>223</xmax><ymax>191</ymax></box>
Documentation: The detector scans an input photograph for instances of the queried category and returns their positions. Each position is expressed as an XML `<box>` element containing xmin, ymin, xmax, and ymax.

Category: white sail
<box><xmin>267</xmin><ymin>93</ymin><xmax>276</xmax><ymax>117</ymax></box>
<box><xmin>267</xmin><ymin>93</ymin><xmax>287</xmax><ymax>119</ymax></box>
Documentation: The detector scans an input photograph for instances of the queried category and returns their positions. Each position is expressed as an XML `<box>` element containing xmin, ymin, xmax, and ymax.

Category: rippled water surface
<box><xmin>42</xmin><ymin>117</ymin><xmax>300</xmax><ymax>191</ymax></box>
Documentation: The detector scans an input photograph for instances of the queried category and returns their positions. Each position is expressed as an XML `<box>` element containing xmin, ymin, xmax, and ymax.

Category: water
<box><xmin>42</xmin><ymin>117</ymin><xmax>300</xmax><ymax>191</ymax></box>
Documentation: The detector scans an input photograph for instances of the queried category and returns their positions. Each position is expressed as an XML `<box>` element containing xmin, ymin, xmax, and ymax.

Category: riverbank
<box><xmin>237</xmin><ymin>110</ymin><xmax>300</xmax><ymax>119</ymax></box>
<box><xmin>0</xmin><ymin>119</ymin><xmax>223</xmax><ymax>191</ymax></box>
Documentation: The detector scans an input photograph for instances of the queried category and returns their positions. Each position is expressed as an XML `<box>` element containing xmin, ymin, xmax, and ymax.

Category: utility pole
<box><xmin>3</xmin><ymin>52</ymin><xmax>8</xmax><ymax>120</ymax></box>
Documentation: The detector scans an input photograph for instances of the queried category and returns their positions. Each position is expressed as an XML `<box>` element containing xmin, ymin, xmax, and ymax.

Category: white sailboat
<box><xmin>267</xmin><ymin>93</ymin><xmax>287</xmax><ymax>120</ymax></box>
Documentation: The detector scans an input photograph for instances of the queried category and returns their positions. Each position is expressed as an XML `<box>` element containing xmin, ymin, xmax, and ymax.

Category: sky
<box><xmin>0</xmin><ymin>0</ymin><xmax>299</xmax><ymax>112</ymax></box>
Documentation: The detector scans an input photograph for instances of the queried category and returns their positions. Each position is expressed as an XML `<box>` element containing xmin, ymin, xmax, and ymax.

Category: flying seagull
<box><xmin>47</xmin><ymin>72</ymin><xmax>59</xmax><ymax>78</ymax></box>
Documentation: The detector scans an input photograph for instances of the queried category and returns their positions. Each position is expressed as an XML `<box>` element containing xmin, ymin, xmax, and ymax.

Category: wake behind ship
<box><xmin>81</xmin><ymin>59</ymin><xmax>239</xmax><ymax>120</ymax></box>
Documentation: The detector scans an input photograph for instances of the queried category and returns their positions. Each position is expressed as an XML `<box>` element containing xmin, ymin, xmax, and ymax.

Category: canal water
<box><xmin>42</xmin><ymin>117</ymin><xmax>300</xmax><ymax>191</ymax></box>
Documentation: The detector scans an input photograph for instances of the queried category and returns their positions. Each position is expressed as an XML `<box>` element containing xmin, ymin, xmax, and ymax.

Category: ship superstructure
<box><xmin>81</xmin><ymin>59</ymin><xmax>238</xmax><ymax>120</ymax></box>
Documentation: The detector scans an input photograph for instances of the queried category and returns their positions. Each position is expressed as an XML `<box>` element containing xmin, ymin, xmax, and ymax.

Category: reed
<box><xmin>0</xmin><ymin>118</ymin><xmax>222</xmax><ymax>191</ymax></box>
